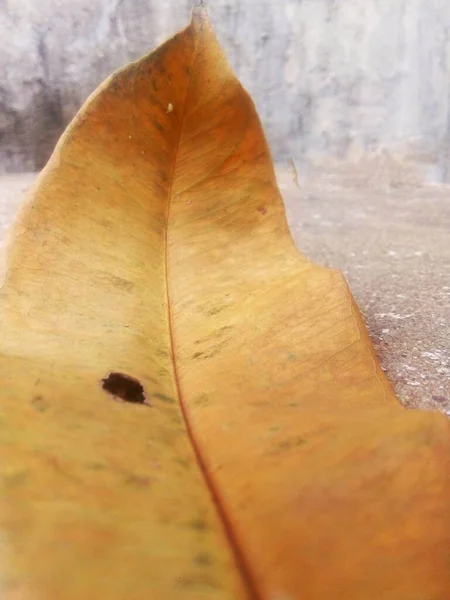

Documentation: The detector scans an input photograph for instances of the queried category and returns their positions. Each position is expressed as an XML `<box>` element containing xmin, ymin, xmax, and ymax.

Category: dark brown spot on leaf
<box><xmin>102</xmin><ymin>372</ymin><xmax>148</xmax><ymax>405</ymax></box>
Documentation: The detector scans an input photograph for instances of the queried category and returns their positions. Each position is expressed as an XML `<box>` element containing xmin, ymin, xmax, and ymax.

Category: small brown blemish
<box><xmin>174</xmin><ymin>457</ymin><xmax>191</xmax><ymax>470</ymax></box>
<box><xmin>188</xmin><ymin>517</ymin><xmax>208</xmax><ymax>532</ymax></box>
<box><xmin>153</xmin><ymin>393</ymin><xmax>176</xmax><ymax>404</ymax></box>
<box><xmin>195</xmin><ymin>326</ymin><xmax>233</xmax><ymax>346</ymax></box>
<box><xmin>155</xmin><ymin>348</ymin><xmax>168</xmax><ymax>358</ymax></box>
<box><xmin>86</xmin><ymin>462</ymin><xmax>107</xmax><ymax>471</ymax></box>
<box><xmin>171</xmin><ymin>414</ymin><xmax>183</xmax><ymax>425</ymax></box>
<box><xmin>194</xmin><ymin>552</ymin><xmax>213</xmax><ymax>566</ymax></box>
<box><xmin>151</xmin><ymin>118</ymin><xmax>164</xmax><ymax>133</ymax></box>
<box><xmin>193</xmin><ymin>394</ymin><xmax>210</xmax><ymax>407</ymax></box>
<box><xmin>103</xmin><ymin>273</ymin><xmax>134</xmax><ymax>291</ymax></box>
<box><xmin>257</xmin><ymin>205</ymin><xmax>267</xmax><ymax>215</ymax></box>
<box><xmin>101</xmin><ymin>372</ymin><xmax>149</xmax><ymax>405</ymax></box>
<box><xmin>277</xmin><ymin>436</ymin><xmax>307</xmax><ymax>450</ymax></box>
<box><xmin>268</xmin><ymin>425</ymin><xmax>281</xmax><ymax>434</ymax></box>
<box><xmin>192</xmin><ymin>340</ymin><xmax>228</xmax><ymax>361</ymax></box>
<box><xmin>176</xmin><ymin>576</ymin><xmax>196</xmax><ymax>589</ymax></box>
<box><xmin>31</xmin><ymin>395</ymin><xmax>50</xmax><ymax>412</ymax></box>
<box><xmin>205</xmin><ymin>305</ymin><xmax>225</xmax><ymax>316</ymax></box>
<box><xmin>124</xmin><ymin>473</ymin><xmax>151</xmax><ymax>488</ymax></box>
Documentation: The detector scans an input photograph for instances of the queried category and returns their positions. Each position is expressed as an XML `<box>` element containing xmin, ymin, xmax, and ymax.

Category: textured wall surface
<box><xmin>1</xmin><ymin>0</ymin><xmax>450</xmax><ymax>174</ymax></box>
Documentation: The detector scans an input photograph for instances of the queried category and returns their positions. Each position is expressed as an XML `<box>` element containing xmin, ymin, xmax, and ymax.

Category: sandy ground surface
<box><xmin>0</xmin><ymin>168</ymin><xmax>449</xmax><ymax>416</ymax></box>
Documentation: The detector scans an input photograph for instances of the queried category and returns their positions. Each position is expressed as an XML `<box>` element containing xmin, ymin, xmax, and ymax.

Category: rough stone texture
<box><xmin>2</xmin><ymin>0</ymin><xmax>450</xmax><ymax>175</ymax></box>
<box><xmin>1</xmin><ymin>169</ymin><xmax>449</xmax><ymax>416</ymax></box>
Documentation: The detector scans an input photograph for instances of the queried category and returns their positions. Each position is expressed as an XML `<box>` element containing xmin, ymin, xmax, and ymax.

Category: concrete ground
<box><xmin>1</xmin><ymin>166</ymin><xmax>449</xmax><ymax>416</ymax></box>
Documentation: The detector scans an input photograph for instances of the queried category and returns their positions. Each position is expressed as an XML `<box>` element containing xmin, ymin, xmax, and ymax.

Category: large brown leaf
<box><xmin>0</xmin><ymin>7</ymin><xmax>449</xmax><ymax>600</ymax></box>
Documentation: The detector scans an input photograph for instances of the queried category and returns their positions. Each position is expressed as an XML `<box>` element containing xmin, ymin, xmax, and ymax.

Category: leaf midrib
<box><xmin>163</xmin><ymin>21</ymin><xmax>261</xmax><ymax>600</ymax></box>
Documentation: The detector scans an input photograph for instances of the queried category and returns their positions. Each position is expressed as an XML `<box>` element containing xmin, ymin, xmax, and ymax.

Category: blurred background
<box><xmin>0</xmin><ymin>0</ymin><xmax>449</xmax><ymax>412</ymax></box>
<box><xmin>2</xmin><ymin>0</ymin><xmax>450</xmax><ymax>181</ymax></box>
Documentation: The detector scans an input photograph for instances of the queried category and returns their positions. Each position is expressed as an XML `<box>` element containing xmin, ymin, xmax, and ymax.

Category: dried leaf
<box><xmin>0</xmin><ymin>8</ymin><xmax>449</xmax><ymax>600</ymax></box>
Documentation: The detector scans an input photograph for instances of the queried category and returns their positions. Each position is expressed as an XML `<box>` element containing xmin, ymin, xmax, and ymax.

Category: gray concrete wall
<box><xmin>1</xmin><ymin>0</ymin><xmax>450</xmax><ymax>177</ymax></box>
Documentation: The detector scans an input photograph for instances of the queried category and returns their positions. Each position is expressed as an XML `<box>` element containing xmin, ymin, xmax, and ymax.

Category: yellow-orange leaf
<box><xmin>0</xmin><ymin>8</ymin><xmax>449</xmax><ymax>600</ymax></box>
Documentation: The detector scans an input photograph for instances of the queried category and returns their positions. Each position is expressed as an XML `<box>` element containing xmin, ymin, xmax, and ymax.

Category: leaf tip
<box><xmin>191</xmin><ymin>0</ymin><xmax>209</xmax><ymax>26</ymax></box>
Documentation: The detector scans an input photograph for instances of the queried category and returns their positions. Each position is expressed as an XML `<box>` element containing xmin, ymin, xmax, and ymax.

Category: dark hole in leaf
<box><xmin>102</xmin><ymin>372</ymin><xmax>148</xmax><ymax>405</ymax></box>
